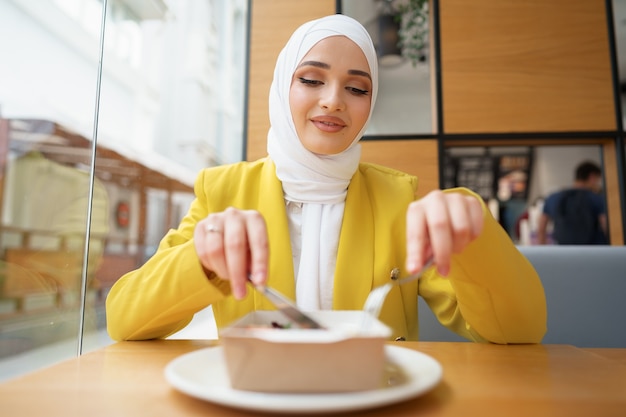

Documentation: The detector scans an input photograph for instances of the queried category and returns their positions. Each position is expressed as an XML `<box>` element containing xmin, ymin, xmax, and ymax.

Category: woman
<box><xmin>106</xmin><ymin>14</ymin><xmax>546</xmax><ymax>343</ymax></box>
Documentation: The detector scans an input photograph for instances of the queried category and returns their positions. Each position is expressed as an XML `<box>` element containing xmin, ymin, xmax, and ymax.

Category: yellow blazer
<box><xmin>106</xmin><ymin>159</ymin><xmax>547</xmax><ymax>343</ymax></box>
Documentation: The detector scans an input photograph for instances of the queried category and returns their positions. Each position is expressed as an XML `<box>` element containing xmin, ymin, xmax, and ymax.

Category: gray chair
<box><xmin>418</xmin><ymin>245</ymin><xmax>626</xmax><ymax>347</ymax></box>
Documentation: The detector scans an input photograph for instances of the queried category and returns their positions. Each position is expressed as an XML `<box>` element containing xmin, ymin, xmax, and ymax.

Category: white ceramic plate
<box><xmin>165</xmin><ymin>345</ymin><xmax>443</xmax><ymax>414</ymax></box>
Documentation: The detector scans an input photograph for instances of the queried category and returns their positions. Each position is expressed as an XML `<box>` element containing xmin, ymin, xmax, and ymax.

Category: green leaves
<box><xmin>396</xmin><ymin>0</ymin><xmax>429</xmax><ymax>66</ymax></box>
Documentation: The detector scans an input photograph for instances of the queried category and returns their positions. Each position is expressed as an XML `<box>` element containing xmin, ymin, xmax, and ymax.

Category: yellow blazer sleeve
<box><xmin>105</xmin><ymin>171</ymin><xmax>231</xmax><ymax>341</ymax></box>
<box><xmin>419</xmin><ymin>188</ymin><xmax>547</xmax><ymax>344</ymax></box>
<box><xmin>106</xmin><ymin>159</ymin><xmax>292</xmax><ymax>341</ymax></box>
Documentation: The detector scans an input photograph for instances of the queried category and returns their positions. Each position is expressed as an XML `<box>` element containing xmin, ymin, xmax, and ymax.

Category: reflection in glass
<box><xmin>342</xmin><ymin>0</ymin><xmax>434</xmax><ymax>135</ymax></box>
<box><xmin>0</xmin><ymin>0</ymin><xmax>248</xmax><ymax>381</ymax></box>
<box><xmin>0</xmin><ymin>0</ymin><xmax>104</xmax><ymax>380</ymax></box>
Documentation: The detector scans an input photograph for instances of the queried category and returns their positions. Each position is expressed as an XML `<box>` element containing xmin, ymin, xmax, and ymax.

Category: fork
<box><xmin>362</xmin><ymin>257</ymin><xmax>435</xmax><ymax>321</ymax></box>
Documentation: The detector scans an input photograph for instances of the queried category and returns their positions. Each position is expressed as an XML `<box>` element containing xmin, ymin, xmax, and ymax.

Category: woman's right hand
<box><xmin>193</xmin><ymin>207</ymin><xmax>269</xmax><ymax>299</ymax></box>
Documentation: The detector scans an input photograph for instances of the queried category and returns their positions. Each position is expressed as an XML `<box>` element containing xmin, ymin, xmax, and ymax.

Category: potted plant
<box><xmin>396</xmin><ymin>0</ymin><xmax>429</xmax><ymax>66</ymax></box>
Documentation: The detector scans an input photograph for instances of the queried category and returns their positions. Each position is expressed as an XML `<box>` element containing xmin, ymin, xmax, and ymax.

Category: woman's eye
<box><xmin>298</xmin><ymin>77</ymin><xmax>322</xmax><ymax>86</ymax></box>
<box><xmin>348</xmin><ymin>87</ymin><xmax>370</xmax><ymax>96</ymax></box>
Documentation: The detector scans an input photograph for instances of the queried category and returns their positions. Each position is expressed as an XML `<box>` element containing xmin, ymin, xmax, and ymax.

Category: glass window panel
<box><xmin>0</xmin><ymin>0</ymin><xmax>249</xmax><ymax>381</ymax></box>
<box><xmin>95</xmin><ymin>0</ymin><xmax>248</xmax><ymax>342</ymax></box>
<box><xmin>0</xmin><ymin>1</ymin><xmax>103</xmax><ymax>381</ymax></box>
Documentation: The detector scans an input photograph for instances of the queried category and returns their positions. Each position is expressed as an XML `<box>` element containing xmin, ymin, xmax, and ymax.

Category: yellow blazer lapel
<box><xmin>333</xmin><ymin>169</ymin><xmax>374</xmax><ymax>310</ymax></box>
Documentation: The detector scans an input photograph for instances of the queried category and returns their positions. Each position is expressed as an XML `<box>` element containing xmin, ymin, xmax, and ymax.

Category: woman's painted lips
<box><xmin>311</xmin><ymin>116</ymin><xmax>346</xmax><ymax>133</ymax></box>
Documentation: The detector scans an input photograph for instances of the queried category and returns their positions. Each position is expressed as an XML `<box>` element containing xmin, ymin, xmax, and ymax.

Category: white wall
<box><xmin>528</xmin><ymin>146</ymin><xmax>602</xmax><ymax>201</ymax></box>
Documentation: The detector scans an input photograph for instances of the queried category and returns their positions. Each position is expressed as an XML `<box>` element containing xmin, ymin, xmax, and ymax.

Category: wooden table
<box><xmin>1</xmin><ymin>340</ymin><xmax>625</xmax><ymax>416</ymax></box>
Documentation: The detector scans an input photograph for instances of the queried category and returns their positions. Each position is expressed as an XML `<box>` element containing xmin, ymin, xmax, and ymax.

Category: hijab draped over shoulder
<box><xmin>266</xmin><ymin>14</ymin><xmax>379</xmax><ymax>309</ymax></box>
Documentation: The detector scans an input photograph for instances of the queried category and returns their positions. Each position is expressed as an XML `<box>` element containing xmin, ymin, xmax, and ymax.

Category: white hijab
<box><xmin>266</xmin><ymin>15</ymin><xmax>378</xmax><ymax>310</ymax></box>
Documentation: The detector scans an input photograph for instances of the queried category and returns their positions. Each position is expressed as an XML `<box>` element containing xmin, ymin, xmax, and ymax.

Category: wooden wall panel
<box><xmin>246</xmin><ymin>0</ymin><xmax>336</xmax><ymax>161</ymax></box>
<box><xmin>440</xmin><ymin>0</ymin><xmax>615</xmax><ymax>133</ymax></box>
<box><xmin>360</xmin><ymin>140</ymin><xmax>439</xmax><ymax>198</ymax></box>
<box><xmin>602</xmin><ymin>141</ymin><xmax>624</xmax><ymax>244</ymax></box>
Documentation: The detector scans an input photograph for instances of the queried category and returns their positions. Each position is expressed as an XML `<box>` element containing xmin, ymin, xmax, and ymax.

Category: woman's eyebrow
<box><xmin>348</xmin><ymin>69</ymin><xmax>371</xmax><ymax>81</ymax></box>
<box><xmin>299</xmin><ymin>60</ymin><xmax>330</xmax><ymax>70</ymax></box>
<box><xmin>298</xmin><ymin>60</ymin><xmax>372</xmax><ymax>81</ymax></box>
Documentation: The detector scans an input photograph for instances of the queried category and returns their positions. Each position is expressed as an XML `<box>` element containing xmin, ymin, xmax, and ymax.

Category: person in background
<box><xmin>106</xmin><ymin>14</ymin><xmax>546</xmax><ymax>344</ymax></box>
<box><xmin>537</xmin><ymin>161</ymin><xmax>608</xmax><ymax>245</ymax></box>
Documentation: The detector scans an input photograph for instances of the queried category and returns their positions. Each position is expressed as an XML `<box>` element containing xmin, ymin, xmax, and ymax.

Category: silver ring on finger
<box><xmin>205</xmin><ymin>223</ymin><xmax>222</xmax><ymax>234</ymax></box>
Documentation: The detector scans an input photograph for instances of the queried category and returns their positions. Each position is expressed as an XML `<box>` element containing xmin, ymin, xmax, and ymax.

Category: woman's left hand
<box><xmin>405</xmin><ymin>190</ymin><xmax>484</xmax><ymax>276</ymax></box>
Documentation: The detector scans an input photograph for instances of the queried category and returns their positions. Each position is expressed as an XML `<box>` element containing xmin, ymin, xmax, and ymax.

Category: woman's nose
<box><xmin>319</xmin><ymin>85</ymin><xmax>345</xmax><ymax>111</ymax></box>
